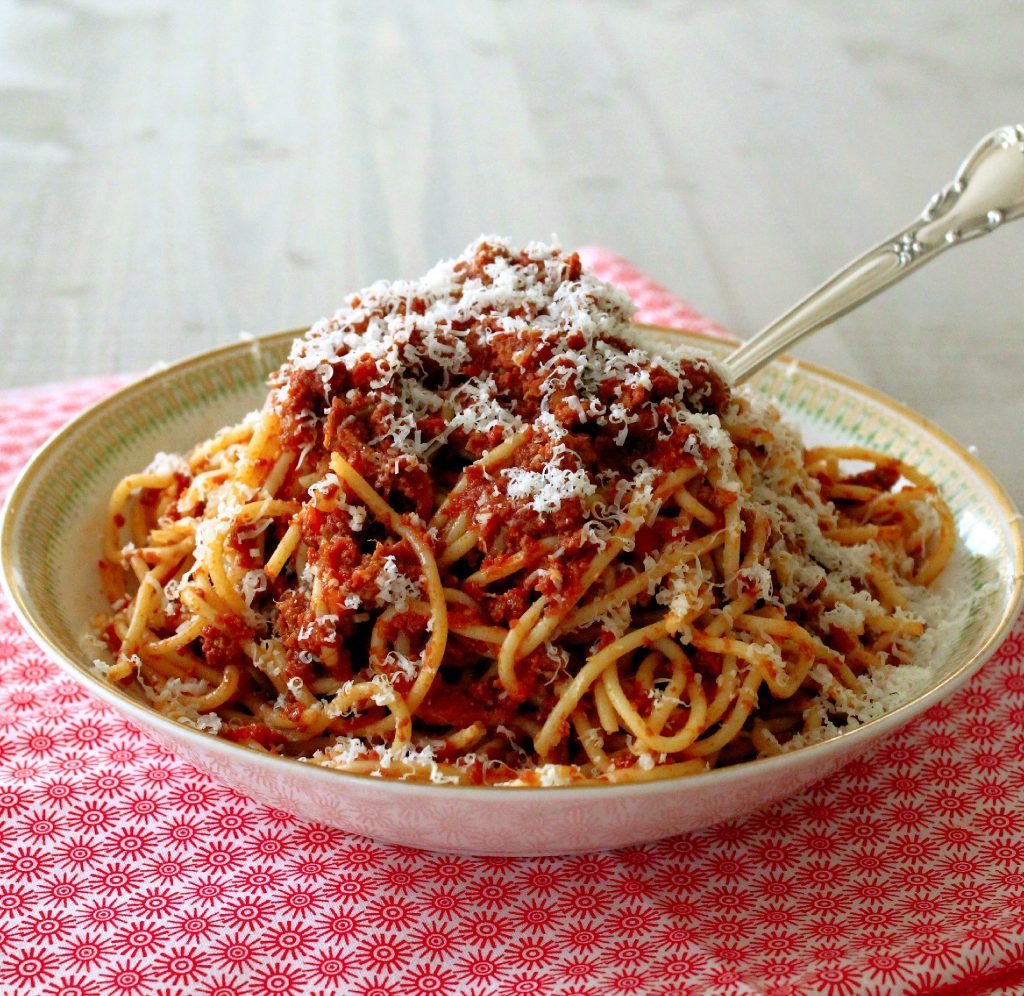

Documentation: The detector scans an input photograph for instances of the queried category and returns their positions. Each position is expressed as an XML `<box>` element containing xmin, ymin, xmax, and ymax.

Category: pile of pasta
<box><xmin>95</xmin><ymin>238</ymin><xmax>954</xmax><ymax>785</ymax></box>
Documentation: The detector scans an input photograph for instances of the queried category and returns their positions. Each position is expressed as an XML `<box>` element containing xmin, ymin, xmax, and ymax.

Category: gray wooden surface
<box><xmin>2</xmin><ymin>0</ymin><xmax>1022</xmax><ymax>501</ymax></box>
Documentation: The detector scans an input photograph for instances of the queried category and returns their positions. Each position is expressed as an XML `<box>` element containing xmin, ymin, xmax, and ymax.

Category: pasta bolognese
<box><xmin>94</xmin><ymin>238</ymin><xmax>955</xmax><ymax>786</ymax></box>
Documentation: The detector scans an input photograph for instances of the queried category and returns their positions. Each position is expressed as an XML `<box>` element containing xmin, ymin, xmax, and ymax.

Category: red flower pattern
<box><xmin>2</xmin><ymin>256</ymin><xmax>1024</xmax><ymax>994</ymax></box>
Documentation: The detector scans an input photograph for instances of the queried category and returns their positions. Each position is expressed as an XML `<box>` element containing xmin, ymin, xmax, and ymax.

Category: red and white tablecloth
<box><xmin>1</xmin><ymin>251</ymin><xmax>1023</xmax><ymax>996</ymax></box>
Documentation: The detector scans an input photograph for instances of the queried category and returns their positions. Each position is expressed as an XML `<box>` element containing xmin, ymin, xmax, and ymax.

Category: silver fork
<box><xmin>725</xmin><ymin>125</ymin><xmax>1024</xmax><ymax>385</ymax></box>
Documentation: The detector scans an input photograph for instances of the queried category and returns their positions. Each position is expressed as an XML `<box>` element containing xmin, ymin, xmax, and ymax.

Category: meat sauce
<box><xmin>240</xmin><ymin>241</ymin><xmax>732</xmax><ymax>747</ymax></box>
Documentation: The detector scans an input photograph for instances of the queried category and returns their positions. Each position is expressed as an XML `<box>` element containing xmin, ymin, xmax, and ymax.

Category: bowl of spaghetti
<box><xmin>3</xmin><ymin>238</ymin><xmax>1021</xmax><ymax>854</ymax></box>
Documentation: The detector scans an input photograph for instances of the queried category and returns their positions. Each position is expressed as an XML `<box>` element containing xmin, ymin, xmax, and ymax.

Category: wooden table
<box><xmin>3</xmin><ymin>1</ymin><xmax>1022</xmax><ymax>500</ymax></box>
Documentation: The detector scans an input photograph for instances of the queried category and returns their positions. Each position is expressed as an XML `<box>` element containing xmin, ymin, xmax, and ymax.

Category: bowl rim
<box><xmin>2</xmin><ymin>323</ymin><xmax>1022</xmax><ymax>800</ymax></box>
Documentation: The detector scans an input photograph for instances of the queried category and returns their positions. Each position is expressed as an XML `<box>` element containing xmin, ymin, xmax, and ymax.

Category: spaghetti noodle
<box><xmin>94</xmin><ymin>238</ymin><xmax>955</xmax><ymax>785</ymax></box>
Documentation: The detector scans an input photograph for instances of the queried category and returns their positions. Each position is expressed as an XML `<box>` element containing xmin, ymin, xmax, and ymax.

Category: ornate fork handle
<box><xmin>726</xmin><ymin>125</ymin><xmax>1024</xmax><ymax>384</ymax></box>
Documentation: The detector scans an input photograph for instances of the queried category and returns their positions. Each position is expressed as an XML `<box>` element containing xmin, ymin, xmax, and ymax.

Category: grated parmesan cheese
<box><xmin>374</xmin><ymin>556</ymin><xmax>421</xmax><ymax>610</ymax></box>
<box><xmin>141</xmin><ymin>676</ymin><xmax>223</xmax><ymax>734</ymax></box>
<box><xmin>240</xmin><ymin>569</ymin><xmax>268</xmax><ymax>607</ymax></box>
<box><xmin>502</xmin><ymin>458</ymin><xmax>597</xmax><ymax>514</ymax></box>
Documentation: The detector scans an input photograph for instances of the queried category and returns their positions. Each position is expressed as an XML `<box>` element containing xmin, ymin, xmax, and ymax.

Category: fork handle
<box><xmin>725</xmin><ymin>124</ymin><xmax>1024</xmax><ymax>384</ymax></box>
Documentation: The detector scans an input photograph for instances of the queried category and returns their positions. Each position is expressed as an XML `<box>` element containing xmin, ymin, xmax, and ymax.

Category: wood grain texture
<box><xmin>1</xmin><ymin>0</ymin><xmax>1022</xmax><ymax>499</ymax></box>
